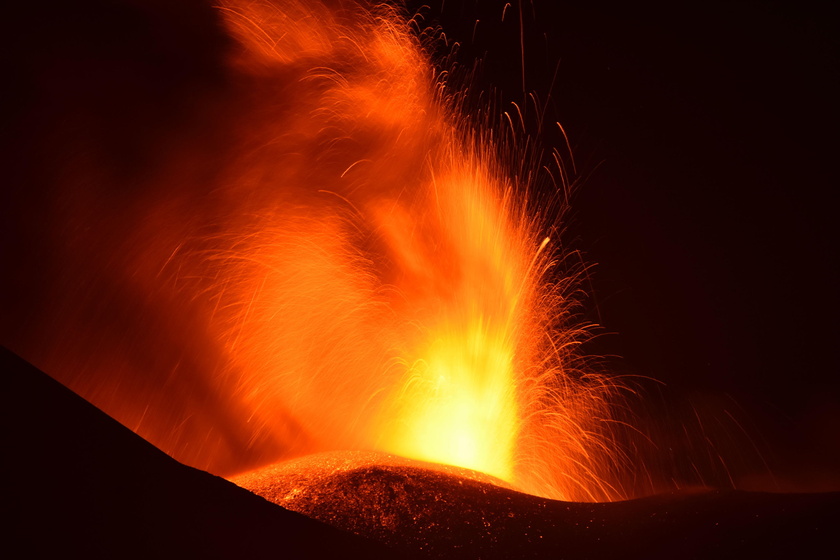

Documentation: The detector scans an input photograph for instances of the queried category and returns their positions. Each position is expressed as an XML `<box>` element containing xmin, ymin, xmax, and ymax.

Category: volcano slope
<box><xmin>2</xmin><ymin>346</ymin><xmax>398</xmax><ymax>559</ymax></box>
<box><xmin>4</xmin><ymin>346</ymin><xmax>838</xmax><ymax>559</ymax></box>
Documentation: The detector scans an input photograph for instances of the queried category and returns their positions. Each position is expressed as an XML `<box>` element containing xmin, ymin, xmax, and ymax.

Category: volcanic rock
<box><xmin>2</xmin><ymin>346</ymin><xmax>398</xmax><ymax>559</ymax></box>
<box><xmin>235</xmin><ymin>450</ymin><xmax>840</xmax><ymax>559</ymax></box>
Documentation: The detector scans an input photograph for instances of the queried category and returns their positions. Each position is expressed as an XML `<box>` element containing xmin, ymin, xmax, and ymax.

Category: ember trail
<box><xmin>6</xmin><ymin>0</ymin><xmax>625</xmax><ymax>502</ymax></box>
<box><xmin>213</xmin><ymin>0</ymin><xmax>623</xmax><ymax>501</ymax></box>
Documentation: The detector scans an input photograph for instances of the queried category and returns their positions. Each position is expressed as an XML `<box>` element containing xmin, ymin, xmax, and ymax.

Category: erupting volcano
<box><xmin>3</xmin><ymin>0</ymin><xmax>628</xmax><ymax>502</ymax></box>
<box><xmin>3</xmin><ymin>0</ymin><xmax>839</xmax><ymax>556</ymax></box>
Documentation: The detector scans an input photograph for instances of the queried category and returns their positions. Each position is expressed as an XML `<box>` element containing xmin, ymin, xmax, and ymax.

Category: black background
<box><xmin>414</xmin><ymin>0</ymin><xmax>839</xmax><ymax>488</ymax></box>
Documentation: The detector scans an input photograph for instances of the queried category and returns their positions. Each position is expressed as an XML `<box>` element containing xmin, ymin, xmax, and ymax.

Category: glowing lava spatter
<box><xmin>4</xmin><ymin>0</ymin><xmax>625</xmax><ymax>502</ymax></box>
<box><xmin>213</xmin><ymin>1</ymin><xmax>623</xmax><ymax>500</ymax></box>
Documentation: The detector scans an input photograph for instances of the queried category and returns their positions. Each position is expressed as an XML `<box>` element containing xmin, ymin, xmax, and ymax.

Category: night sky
<box><xmin>419</xmin><ymin>0</ymin><xmax>839</xmax><ymax>487</ymax></box>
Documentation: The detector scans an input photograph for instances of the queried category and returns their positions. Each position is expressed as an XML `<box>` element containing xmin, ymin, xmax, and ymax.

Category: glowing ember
<box><xmin>4</xmin><ymin>0</ymin><xmax>624</xmax><ymax>501</ymax></box>
<box><xmin>211</xmin><ymin>1</ymin><xmax>622</xmax><ymax>499</ymax></box>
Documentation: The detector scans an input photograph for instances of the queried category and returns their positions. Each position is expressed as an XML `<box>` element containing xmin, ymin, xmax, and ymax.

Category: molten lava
<box><xmin>4</xmin><ymin>0</ymin><xmax>623</xmax><ymax>502</ymax></box>
<box><xmin>211</xmin><ymin>1</ymin><xmax>623</xmax><ymax>499</ymax></box>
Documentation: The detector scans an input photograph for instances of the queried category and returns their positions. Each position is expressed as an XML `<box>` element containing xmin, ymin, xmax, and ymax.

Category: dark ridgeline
<box><xmin>2</xmin><ymin>346</ymin><xmax>399</xmax><ymax>558</ymax></box>
<box><xmin>4</xmin><ymin>346</ymin><xmax>839</xmax><ymax>558</ymax></box>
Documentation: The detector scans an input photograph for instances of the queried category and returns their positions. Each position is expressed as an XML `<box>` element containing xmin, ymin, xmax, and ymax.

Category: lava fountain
<box><xmin>4</xmin><ymin>0</ymin><xmax>623</xmax><ymax>502</ymax></box>
<box><xmin>211</xmin><ymin>0</ymin><xmax>624</xmax><ymax>501</ymax></box>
